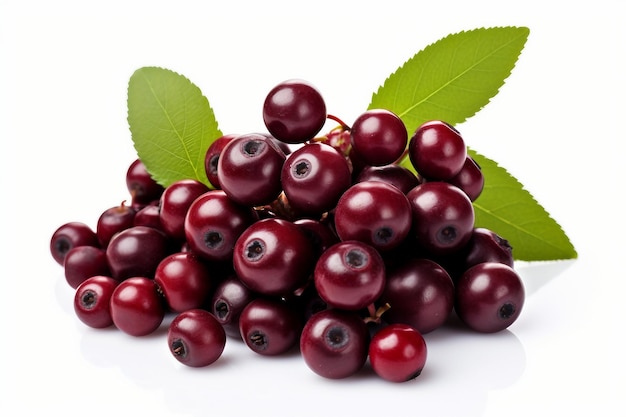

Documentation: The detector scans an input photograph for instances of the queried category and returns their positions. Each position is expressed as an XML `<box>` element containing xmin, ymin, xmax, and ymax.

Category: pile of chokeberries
<box><xmin>50</xmin><ymin>78</ymin><xmax>525</xmax><ymax>383</ymax></box>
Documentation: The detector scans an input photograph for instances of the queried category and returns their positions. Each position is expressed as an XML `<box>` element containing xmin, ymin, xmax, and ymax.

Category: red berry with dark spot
<box><xmin>73</xmin><ymin>275</ymin><xmax>118</xmax><ymax>329</ymax></box>
<box><xmin>50</xmin><ymin>222</ymin><xmax>99</xmax><ymax>266</ymax></box>
<box><xmin>110</xmin><ymin>276</ymin><xmax>166</xmax><ymax>336</ymax></box>
<box><xmin>167</xmin><ymin>309</ymin><xmax>226</xmax><ymax>367</ymax></box>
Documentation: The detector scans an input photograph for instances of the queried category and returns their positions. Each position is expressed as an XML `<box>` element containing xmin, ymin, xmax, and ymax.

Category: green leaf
<box><xmin>368</xmin><ymin>26</ymin><xmax>530</xmax><ymax>135</ymax></box>
<box><xmin>469</xmin><ymin>150</ymin><xmax>577</xmax><ymax>261</ymax></box>
<box><xmin>127</xmin><ymin>66</ymin><xmax>221</xmax><ymax>188</ymax></box>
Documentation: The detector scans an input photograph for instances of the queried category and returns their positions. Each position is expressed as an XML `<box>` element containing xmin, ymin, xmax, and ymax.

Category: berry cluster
<box><xmin>50</xmin><ymin>79</ymin><xmax>525</xmax><ymax>383</ymax></box>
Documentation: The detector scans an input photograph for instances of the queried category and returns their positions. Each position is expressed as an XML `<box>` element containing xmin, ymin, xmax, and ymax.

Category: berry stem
<box><xmin>326</xmin><ymin>114</ymin><xmax>350</xmax><ymax>131</ymax></box>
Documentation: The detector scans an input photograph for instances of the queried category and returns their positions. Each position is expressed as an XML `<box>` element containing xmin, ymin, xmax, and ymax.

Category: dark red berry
<box><xmin>50</xmin><ymin>222</ymin><xmax>99</xmax><ymax>265</ymax></box>
<box><xmin>105</xmin><ymin>225</ymin><xmax>171</xmax><ymax>280</ymax></box>
<box><xmin>356</xmin><ymin>164</ymin><xmax>421</xmax><ymax>194</ymax></box>
<box><xmin>159</xmin><ymin>179</ymin><xmax>210</xmax><ymax>241</ymax></box>
<box><xmin>455</xmin><ymin>262</ymin><xmax>525</xmax><ymax>333</ymax></box>
<box><xmin>334</xmin><ymin>181</ymin><xmax>412</xmax><ymax>252</ymax></box>
<box><xmin>314</xmin><ymin>240</ymin><xmax>385</xmax><ymax>311</ymax></box>
<box><xmin>73</xmin><ymin>275</ymin><xmax>118</xmax><ymax>329</ymax></box>
<box><xmin>263</xmin><ymin>79</ymin><xmax>327</xmax><ymax>144</ymax></box>
<box><xmin>380</xmin><ymin>258</ymin><xmax>454</xmax><ymax>334</ymax></box>
<box><xmin>210</xmin><ymin>275</ymin><xmax>257</xmax><ymax>339</ymax></box>
<box><xmin>184</xmin><ymin>190</ymin><xmax>256</xmax><ymax>262</ymax></box>
<box><xmin>167</xmin><ymin>309</ymin><xmax>226</xmax><ymax>367</ymax></box>
<box><xmin>204</xmin><ymin>134</ymin><xmax>238</xmax><ymax>189</ymax></box>
<box><xmin>447</xmin><ymin>156</ymin><xmax>484</xmax><ymax>201</ymax></box>
<box><xmin>233</xmin><ymin>218</ymin><xmax>315</xmax><ymax>297</ymax></box>
<box><xmin>406</xmin><ymin>181</ymin><xmax>474</xmax><ymax>255</ymax></box>
<box><xmin>96</xmin><ymin>201</ymin><xmax>136</xmax><ymax>248</ymax></box>
<box><xmin>281</xmin><ymin>142</ymin><xmax>352</xmax><ymax>215</ymax></box>
<box><xmin>300</xmin><ymin>309</ymin><xmax>369</xmax><ymax>379</ymax></box>
<box><xmin>154</xmin><ymin>252</ymin><xmax>214</xmax><ymax>313</ymax></box>
<box><xmin>350</xmin><ymin>109</ymin><xmax>407</xmax><ymax>166</ymax></box>
<box><xmin>463</xmin><ymin>227</ymin><xmax>514</xmax><ymax>270</ymax></box>
<box><xmin>126</xmin><ymin>158</ymin><xmax>165</xmax><ymax>207</ymax></box>
<box><xmin>239</xmin><ymin>298</ymin><xmax>302</xmax><ymax>356</ymax></box>
<box><xmin>110</xmin><ymin>276</ymin><xmax>165</xmax><ymax>336</ymax></box>
<box><xmin>409</xmin><ymin>120</ymin><xmax>467</xmax><ymax>180</ymax></box>
<box><xmin>64</xmin><ymin>245</ymin><xmax>110</xmax><ymax>289</ymax></box>
<box><xmin>369</xmin><ymin>323</ymin><xmax>427</xmax><ymax>382</ymax></box>
<box><xmin>217</xmin><ymin>133</ymin><xmax>286</xmax><ymax>206</ymax></box>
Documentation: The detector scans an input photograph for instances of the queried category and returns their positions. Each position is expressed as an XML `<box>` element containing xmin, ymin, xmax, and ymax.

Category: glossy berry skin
<box><xmin>64</xmin><ymin>245</ymin><xmax>111</xmax><ymax>289</ymax></box>
<box><xmin>334</xmin><ymin>181</ymin><xmax>412</xmax><ymax>252</ymax></box>
<box><xmin>455</xmin><ymin>262</ymin><xmax>525</xmax><ymax>333</ymax></box>
<box><xmin>217</xmin><ymin>133</ymin><xmax>286</xmax><ymax>206</ymax></box>
<box><xmin>184</xmin><ymin>190</ymin><xmax>256</xmax><ymax>262</ymax></box>
<box><xmin>73</xmin><ymin>275</ymin><xmax>118</xmax><ymax>328</ymax></box>
<box><xmin>167</xmin><ymin>309</ymin><xmax>226</xmax><ymax>367</ymax></box>
<box><xmin>380</xmin><ymin>258</ymin><xmax>454</xmax><ymax>334</ymax></box>
<box><xmin>406</xmin><ymin>181</ymin><xmax>475</xmax><ymax>255</ymax></box>
<box><xmin>96</xmin><ymin>202</ymin><xmax>137</xmax><ymax>248</ymax></box>
<box><xmin>154</xmin><ymin>252</ymin><xmax>214</xmax><ymax>313</ymax></box>
<box><xmin>409</xmin><ymin>120</ymin><xmax>467</xmax><ymax>180</ymax></box>
<box><xmin>159</xmin><ymin>179</ymin><xmax>210</xmax><ymax>241</ymax></box>
<box><xmin>356</xmin><ymin>164</ymin><xmax>421</xmax><ymax>194</ymax></box>
<box><xmin>133</xmin><ymin>203</ymin><xmax>163</xmax><ymax>231</ymax></box>
<box><xmin>50</xmin><ymin>222</ymin><xmax>99</xmax><ymax>265</ymax></box>
<box><xmin>350</xmin><ymin>109</ymin><xmax>407</xmax><ymax>166</ymax></box>
<box><xmin>463</xmin><ymin>227</ymin><xmax>514</xmax><ymax>271</ymax></box>
<box><xmin>263</xmin><ymin>79</ymin><xmax>327</xmax><ymax>144</ymax></box>
<box><xmin>293</xmin><ymin>218</ymin><xmax>340</xmax><ymax>258</ymax></box>
<box><xmin>105</xmin><ymin>225</ymin><xmax>171</xmax><ymax>280</ymax></box>
<box><xmin>204</xmin><ymin>134</ymin><xmax>238</xmax><ymax>189</ymax></box>
<box><xmin>233</xmin><ymin>218</ymin><xmax>315</xmax><ymax>297</ymax></box>
<box><xmin>126</xmin><ymin>158</ymin><xmax>165</xmax><ymax>207</ymax></box>
<box><xmin>314</xmin><ymin>240</ymin><xmax>385</xmax><ymax>311</ymax></box>
<box><xmin>300</xmin><ymin>309</ymin><xmax>369</xmax><ymax>379</ymax></box>
<box><xmin>110</xmin><ymin>276</ymin><xmax>165</xmax><ymax>336</ymax></box>
<box><xmin>281</xmin><ymin>142</ymin><xmax>352</xmax><ymax>215</ymax></box>
<box><xmin>447</xmin><ymin>156</ymin><xmax>484</xmax><ymax>201</ymax></box>
<box><xmin>239</xmin><ymin>298</ymin><xmax>302</xmax><ymax>356</ymax></box>
<box><xmin>210</xmin><ymin>275</ymin><xmax>257</xmax><ymax>339</ymax></box>
<box><xmin>369</xmin><ymin>324</ymin><xmax>427</xmax><ymax>382</ymax></box>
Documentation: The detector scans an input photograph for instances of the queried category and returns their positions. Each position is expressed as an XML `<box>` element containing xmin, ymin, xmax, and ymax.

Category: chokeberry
<box><xmin>159</xmin><ymin>179</ymin><xmax>210</xmax><ymax>241</ymax></box>
<box><xmin>73</xmin><ymin>275</ymin><xmax>118</xmax><ymax>329</ymax></box>
<box><xmin>167</xmin><ymin>309</ymin><xmax>226</xmax><ymax>367</ymax></box>
<box><xmin>350</xmin><ymin>109</ymin><xmax>407</xmax><ymax>166</ymax></box>
<box><xmin>110</xmin><ymin>276</ymin><xmax>166</xmax><ymax>337</ymax></box>
<box><xmin>300</xmin><ymin>309</ymin><xmax>369</xmax><ymax>379</ymax></box>
<box><xmin>50</xmin><ymin>222</ymin><xmax>99</xmax><ymax>266</ymax></box>
<box><xmin>263</xmin><ymin>79</ymin><xmax>327</xmax><ymax>144</ymax></box>
<box><xmin>409</xmin><ymin>120</ymin><xmax>467</xmax><ymax>180</ymax></box>
<box><xmin>64</xmin><ymin>245</ymin><xmax>111</xmax><ymax>289</ymax></box>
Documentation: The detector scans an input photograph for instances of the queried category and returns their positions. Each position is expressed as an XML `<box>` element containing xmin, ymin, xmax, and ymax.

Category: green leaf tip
<box><xmin>369</xmin><ymin>26</ymin><xmax>530</xmax><ymax>136</ymax></box>
<box><xmin>127</xmin><ymin>66</ymin><xmax>222</xmax><ymax>188</ymax></box>
<box><xmin>469</xmin><ymin>150</ymin><xmax>577</xmax><ymax>262</ymax></box>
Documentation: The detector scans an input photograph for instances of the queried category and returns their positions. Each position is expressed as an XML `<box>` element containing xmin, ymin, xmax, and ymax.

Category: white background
<box><xmin>1</xmin><ymin>1</ymin><xmax>625</xmax><ymax>416</ymax></box>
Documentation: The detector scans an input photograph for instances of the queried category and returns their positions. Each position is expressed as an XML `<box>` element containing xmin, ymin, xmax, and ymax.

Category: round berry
<box><xmin>369</xmin><ymin>324</ymin><xmax>427</xmax><ymax>382</ymax></box>
<box><xmin>64</xmin><ymin>245</ymin><xmax>110</xmax><ymax>289</ymax></box>
<box><xmin>455</xmin><ymin>262</ymin><xmax>525</xmax><ymax>333</ymax></box>
<box><xmin>126</xmin><ymin>158</ymin><xmax>165</xmax><ymax>207</ymax></box>
<box><xmin>350</xmin><ymin>109</ymin><xmax>407</xmax><ymax>166</ymax></box>
<box><xmin>380</xmin><ymin>258</ymin><xmax>454</xmax><ymax>334</ymax></box>
<box><xmin>96</xmin><ymin>201</ymin><xmax>136</xmax><ymax>248</ymax></box>
<box><xmin>408</xmin><ymin>120</ymin><xmax>467</xmax><ymax>180</ymax></box>
<box><xmin>73</xmin><ymin>275</ymin><xmax>118</xmax><ymax>328</ymax></box>
<box><xmin>154</xmin><ymin>252</ymin><xmax>214</xmax><ymax>313</ymax></box>
<box><xmin>110</xmin><ymin>276</ymin><xmax>166</xmax><ymax>336</ymax></box>
<box><xmin>50</xmin><ymin>222</ymin><xmax>99</xmax><ymax>265</ymax></box>
<box><xmin>300</xmin><ymin>309</ymin><xmax>369</xmax><ymax>379</ymax></box>
<box><xmin>447</xmin><ymin>156</ymin><xmax>484</xmax><ymax>201</ymax></box>
<box><xmin>356</xmin><ymin>164</ymin><xmax>421</xmax><ymax>194</ymax></box>
<box><xmin>210</xmin><ymin>275</ymin><xmax>257</xmax><ymax>339</ymax></box>
<box><xmin>105</xmin><ymin>225</ymin><xmax>171</xmax><ymax>280</ymax></box>
<box><xmin>334</xmin><ymin>181</ymin><xmax>412</xmax><ymax>252</ymax></box>
<box><xmin>167</xmin><ymin>309</ymin><xmax>226</xmax><ymax>367</ymax></box>
<box><xmin>204</xmin><ymin>134</ymin><xmax>238</xmax><ymax>189</ymax></box>
<box><xmin>263</xmin><ymin>79</ymin><xmax>327</xmax><ymax>144</ymax></box>
<box><xmin>239</xmin><ymin>298</ymin><xmax>302</xmax><ymax>355</ymax></box>
<box><xmin>281</xmin><ymin>142</ymin><xmax>352</xmax><ymax>215</ymax></box>
<box><xmin>233</xmin><ymin>218</ymin><xmax>315</xmax><ymax>297</ymax></box>
<box><xmin>406</xmin><ymin>181</ymin><xmax>474</xmax><ymax>255</ymax></box>
<box><xmin>314</xmin><ymin>240</ymin><xmax>385</xmax><ymax>311</ymax></box>
<box><xmin>159</xmin><ymin>179</ymin><xmax>210</xmax><ymax>241</ymax></box>
<box><xmin>463</xmin><ymin>227</ymin><xmax>514</xmax><ymax>271</ymax></box>
<box><xmin>217</xmin><ymin>133</ymin><xmax>286</xmax><ymax>206</ymax></box>
<box><xmin>184</xmin><ymin>190</ymin><xmax>256</xmax><ymax>262</ymax></box>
